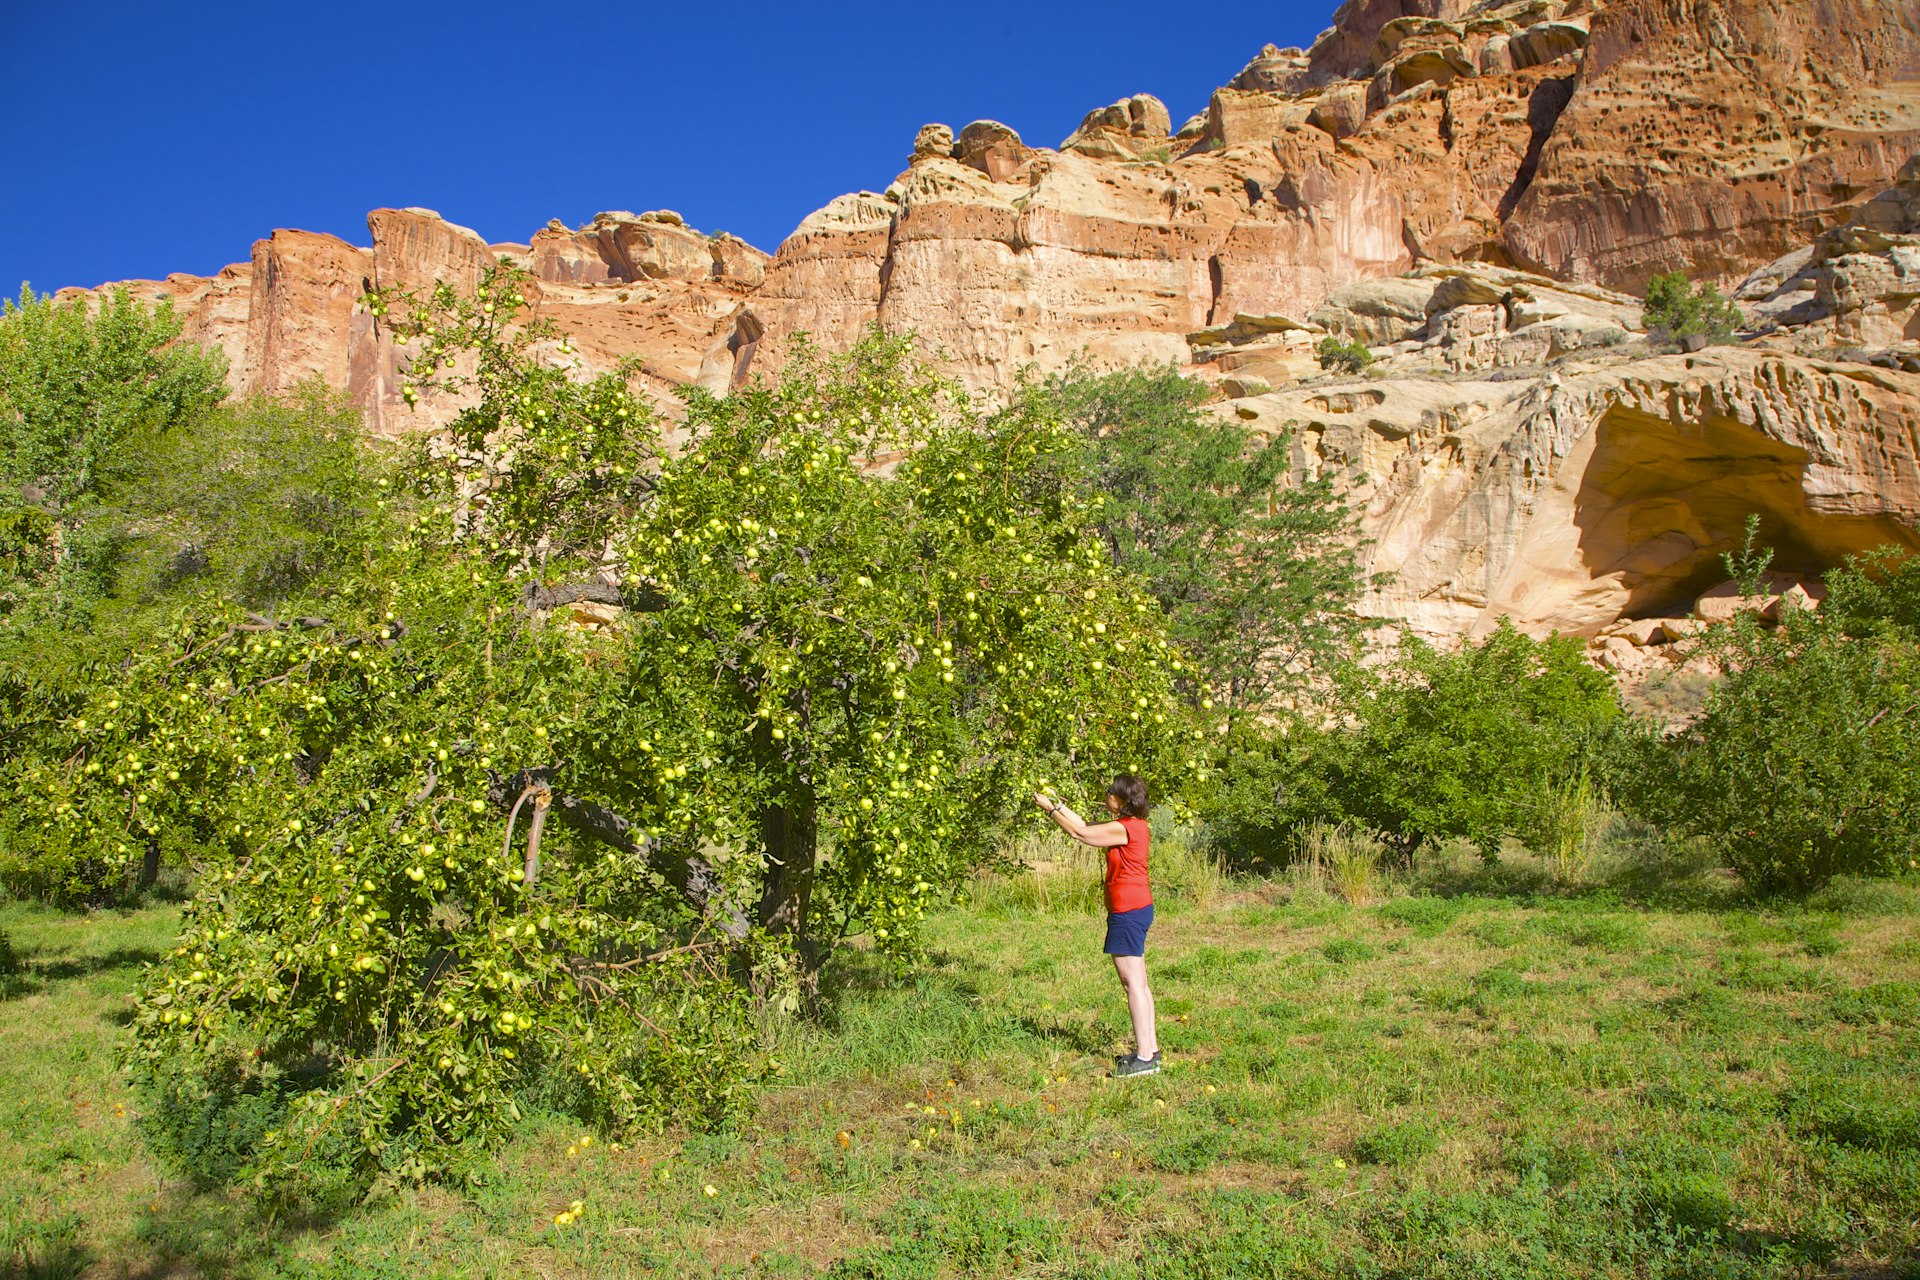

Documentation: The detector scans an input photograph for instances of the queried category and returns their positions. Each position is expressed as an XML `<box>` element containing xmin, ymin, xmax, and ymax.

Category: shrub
<box><xmin>1610</xmin><ymin>524</ymin><xmax>1920</xmax><ymax>894</ymax></box>
<box><xmin>1615</xmin><ymin>616</ymin><xmax>1920</xmax><ymax>892</ymax></box>
<box><xmin>1325</xmin><ymin>622</ymin><xmax>1622</xmax><ymax>858</ymax></box>
<box><xmin>1316</xmin><ymin>335</ymin><xmax>1374</xmax><ymax>374</ymax></box>
<box><xmin>1825</xmin><ymin>544</ymin><xmax>1920</xmax><ymax>636</ymax></box>
<box><xmin>1194</xmin><ymin>721</ymin><xmax>1338</xmax><ymax>868</ymax></box>
<box><xmin>1641</xmin><ymin>271</ymin><xmax>1742</xmax><ymax>345</ymax></box>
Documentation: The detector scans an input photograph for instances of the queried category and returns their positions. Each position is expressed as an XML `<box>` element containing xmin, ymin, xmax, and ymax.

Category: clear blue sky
<box><xmin>1</xmin><ymin>2</ymin><xmax>1333</xmax><ymax>293</ymax></box>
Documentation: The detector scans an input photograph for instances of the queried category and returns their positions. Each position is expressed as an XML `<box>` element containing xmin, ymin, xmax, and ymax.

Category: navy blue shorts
<box><xmin>1104</xmin><ymin>904</ymin><xmax>1154</xmax><ymax>957</ymax></box>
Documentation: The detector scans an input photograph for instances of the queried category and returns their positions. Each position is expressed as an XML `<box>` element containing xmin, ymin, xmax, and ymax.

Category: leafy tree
<box><xmin>1315</xmin><ymin>335</ymin><xmax>1373</xmax><ymax>374</ymax></box>
<box><xmin>1614</xmin><ymin>537</ymin><xmax>1920</xmax><ymax>893</ymax></box>
<box><xmin>0</xmin><ymin>285</ymin><xmax>229</xmax><ymax>503</ymax></box>
<box><xmin>1323</xmin><ymin>622</ymin><xmax>1621</xmax><ymax>858</ymax></box>
<box><xmin>1641</xmin><ymin>271</ymin><xmax>1742</xmax><ymax>345</ymax></box>
<box><xmin>0</xmin><ymin>285</ymin><xmax>230</xmax><ymax>629</ymax></box>
<box><xmin>114</xmin><ymin>384</ymin><xmax>385</xmax><ymax>610</ymax></box>
<box><xmin>1029</xmin><ymin>365</ymin><xmax>1368</xmax><ymax>721</ymax></box>
<box><xmin>26</xmin><ymin>266</ymin><xmax>1203</xmax><ymax>1191</ymax></box>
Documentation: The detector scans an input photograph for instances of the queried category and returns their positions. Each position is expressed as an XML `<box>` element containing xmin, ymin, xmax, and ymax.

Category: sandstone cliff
<box><xmin>60</xmin><ymin>208</ymin><xmax>769</xmax><ymax>436</ymax></box>
<box><xmin>51</xmin><ymin>0</ymin><xmax>1920</xmax><ymax>653</ymax></box>
<box><xmin>72</xmin><ymin>0</ymin><xmax>1920</xmax><ymax>416</ymax></box>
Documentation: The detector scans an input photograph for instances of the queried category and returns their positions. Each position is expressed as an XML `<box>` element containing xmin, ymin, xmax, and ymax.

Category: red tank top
<box><xmin>1105</xmin><ymin>816</ymin><xmax>1152</xmax><ymax>913</ymax></box>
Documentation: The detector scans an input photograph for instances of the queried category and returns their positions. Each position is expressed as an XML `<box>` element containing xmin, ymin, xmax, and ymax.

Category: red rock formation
<box><xmin>1503</xmin><ymin>0</ymin><xmax>1920</xmax><ymax>290</ymax></box>
<box><xmin>69</xmin><ymin>0</ymin><xmax>1920</xmax><ymax>408</ymax></box>
<box><xmin>51</xmin><ymin>0</ymin><xmax>1920</xmax><ymax>648</ymax></box>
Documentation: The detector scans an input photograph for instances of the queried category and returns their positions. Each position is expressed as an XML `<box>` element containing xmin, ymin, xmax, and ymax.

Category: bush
<box><xmin>1608</xmin><ymin>524</ymin><xmax>1920</xmax><ymax>894</ymax></box>
<box><xmin>1325</xmin><ymin>622</ymin><xmax>1622</xmax><ymax>858</ymax></box>
<box><xmin>1641</xmin><ymin>271</ymin><xmax>1742</xmax><ymax>345</ymax></box>
<box><xmin>1825</xmin><ymin>544</ymin><xmax>1920</xmax><ymax>636</ymax></box>
<box><xmin>1614</xmin><ymin>615</ymin><xmax>1920</xmax><ymax>893</ymax></box>
<box><xmin>1195</xmin><ymin>722</ymin><xmax>1336</xmax><ymax>868</ymax></box>
<box><xmin>1316</xmin><ymin>335</ymin><xmax>1374</xmax><ymax>374</ymax></box>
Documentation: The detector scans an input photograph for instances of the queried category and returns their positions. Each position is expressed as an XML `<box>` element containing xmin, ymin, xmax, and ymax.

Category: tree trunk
<box><xmin>756</xmin><ymin>785</ymin><xmax>819</xmax><ymax>975</ymax></box>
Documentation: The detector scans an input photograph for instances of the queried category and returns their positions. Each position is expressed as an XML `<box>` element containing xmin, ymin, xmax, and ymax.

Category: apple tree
<box><xmin>63</xmin><ymin>265</ymin><xmax>1205</xmax><ymax>1193</ymax></box>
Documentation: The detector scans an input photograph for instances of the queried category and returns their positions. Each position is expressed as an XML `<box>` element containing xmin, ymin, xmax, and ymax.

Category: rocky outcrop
<box><xmin>52</xmin><ymin>0</ymin><xmax>1920</xmax><ymax>653</ymax></box>
<box><xmin>60</xmin><ymin>207</ymin><xmax>768</xmax><ymax>435</ymax></box>
<box><xmin>1503</xmin><ymin>0</ymin><xmax>1920</xmax><ymax>291</ymax></box>
<box><xmin>1742</xmin><ymin>157</ymin><xmax>1920</xmax><ymax>356</ymax></box>
<box><xmin>1227</xmin><ymin>342</ymin><xmax>1920</xmax><ymax>638</ymax></box>
<box><xmin>1062</xmin><ymin>95</ymin><xmax>1174</xmax><ymax>161</ymax></box>
<box><xmin>72</xmin><ymin>0</ymin><xmax>1920</xmax><ymax>409</ymax></box>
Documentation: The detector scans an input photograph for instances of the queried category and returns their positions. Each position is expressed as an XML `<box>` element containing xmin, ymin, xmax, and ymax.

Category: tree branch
<box><xmin>488</xmin><ymin>766</ymin><xmax>746</xmax><ymax>939</ymax></box>
<box><xmin>519</xmin><ymin>580</ymin><xmax>668</xmax><ymax>615</ymax></box>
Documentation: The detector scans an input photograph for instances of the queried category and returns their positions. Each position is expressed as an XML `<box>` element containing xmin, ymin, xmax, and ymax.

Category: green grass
<box><xmin>4</xmin><ymin>859</ymin><xmax>1920</xmax><ymax>1278</ymax></box>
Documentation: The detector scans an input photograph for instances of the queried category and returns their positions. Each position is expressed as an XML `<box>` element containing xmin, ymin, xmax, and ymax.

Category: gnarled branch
<box><xmin>488</xmin><ymin>766</ymin><xmax>746</xmax><ymax>939</ymax></box>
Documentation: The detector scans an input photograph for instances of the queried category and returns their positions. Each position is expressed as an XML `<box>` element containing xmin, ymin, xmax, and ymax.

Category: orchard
<box><xmin>14</xmin><ymin>266</ymin><xmax>1209</xmax><ymax>1193</ymax></box>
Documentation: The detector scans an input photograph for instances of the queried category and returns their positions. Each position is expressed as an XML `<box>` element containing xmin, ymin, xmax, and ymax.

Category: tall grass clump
<box><xmin>1299</xmin><ymin>821</ymin><xmax>1385</xmax><ymax>906</ymax></box>
<box><xmin>970</xmin><ymin>816</ymin><xmax>1224</xmax><ymax>917</ymax></box>
<box><xmin>1536</xmin><ymin>768</ymin><xmax>1609</xmax><ymax>884</ymax></box>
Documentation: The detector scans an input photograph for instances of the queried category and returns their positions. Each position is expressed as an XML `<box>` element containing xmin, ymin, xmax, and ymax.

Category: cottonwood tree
<box><xmin>1024</xmin><ymin>364</ymin><xmax>1369</xmax><ymax>722</ymax></box>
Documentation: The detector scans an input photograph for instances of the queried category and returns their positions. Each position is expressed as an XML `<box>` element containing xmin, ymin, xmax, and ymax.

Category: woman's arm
<box><xmin>1033</xmin><ymin>791</ymin><xmax>1130</xmax><ymax>848</ymax></box>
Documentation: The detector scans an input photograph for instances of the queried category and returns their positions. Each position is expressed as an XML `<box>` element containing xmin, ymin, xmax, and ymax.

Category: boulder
<box><xmin>1776</xmin><ymin>581</ymin><xmax>1829</xmax><ymax>616</ymax></box>
<box><xmin>1604</xmin><ymin>618</ymin><xmax>1668</xmax><ymax>646</ymax></box>
<box><xmin>1508</xmin><ymin>19</ymin><xmax>1588</xmax><ymax>68</ymax></box>
<box><xmin>1693</xmin><ymin>574</ymin><xmax>1803</xmax><ymax>624</ymax></box>
<box><xmin>1595</xmin><ymin>634</ymin><xmax>1639</xmax><ymax>671</ymax></box>
<box><xmin>1309</xmin><ymin>276</ymin><xmax>1442</xmax><ymax>344</ymax></box>
<box><xmin>953</xmin><ymin>121</ymin><xmax>1034</xmax><ymax>182</ymax></box>
<box><xmin>1062</xmin><ymin>94</ymin><xmax>1173</xmax><ymax>160</ymax></box>
<box><xmin>1218</xmin><ymin>373</ymin><xmax>1274</xmax><ymax>398</ymax></box>
<box><xmin>1228</xmin><ymin>42</ymin><xmax>1316</xmax><ymax>94</ymax></box>
<box><xmin>911</xmin><ymin>123</ymin><xmax>955</xmax><ymax>162</ymax></box>
<box><xmin>1305</xmin><ymin>82</ymin><xmax>1369</xmax><ymax>140</ymax></box>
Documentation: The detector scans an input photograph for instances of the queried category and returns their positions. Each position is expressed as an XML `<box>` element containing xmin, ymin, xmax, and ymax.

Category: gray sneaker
<box><xmin>1112</xmin><ymin>1053</ymin><xmax>1162</xmax><ymax>1078</ymax></box>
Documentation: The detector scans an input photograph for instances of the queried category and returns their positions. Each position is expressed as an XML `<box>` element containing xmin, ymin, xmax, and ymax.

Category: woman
<box><xmin>1033</xmin><ymin>774</ymin><xmax>1160</xmax><ymax>1077</ymax></box>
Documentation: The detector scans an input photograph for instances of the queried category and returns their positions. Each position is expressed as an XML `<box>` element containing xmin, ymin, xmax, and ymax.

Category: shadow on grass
<box><xmin>0</xmin><ymin>946</ymin><xmax>162</xmax><ymax>1004</ymax></box>
<box><xmin>0</xmin><ymin>1235</ymin><xmax>92</xmax><ymax>1280</ymax></box>
<box><xmin>99</xmin><ymin>1188</ymin><xmax>341</xmax><ymax>1280</ymax></box>
<box><xmin>809</xmin><ymin>945</ymin><xmax>991</xmax><ymax>1035</ymax></box>
<box><xmin>1393</xmin><ymin>830</ymin><xmax>1751</xmax><ymax>914</ymax></box>
<box><xmin>1009</xmin><ymin>1012</ymin><xmax>1108</xmax><ymax>1055</ymax></box>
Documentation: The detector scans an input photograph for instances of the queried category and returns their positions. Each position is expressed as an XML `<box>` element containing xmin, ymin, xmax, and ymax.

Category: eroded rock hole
<box><xmin>1572</xmin><ymin>405</ymin><xmax>1920</xmax><ymax>619</ymax></box>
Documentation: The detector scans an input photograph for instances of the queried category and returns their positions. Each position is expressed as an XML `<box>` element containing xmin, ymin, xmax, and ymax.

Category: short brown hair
<box><xmin>1107</xmin><ymin>774</ymin><xmax>1150</xmax><ymax>819</ymax></box>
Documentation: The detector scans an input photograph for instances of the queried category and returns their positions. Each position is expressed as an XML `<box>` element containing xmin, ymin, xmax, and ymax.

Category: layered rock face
<box><xmin>730</xmin><ymin>0</ymin><xmax>1920</xmax><ymax>392</ymax></box>
<box><xmin>55</xmin><ymin>0</ymin><xmax>1920</xmax><ymax>652</ymax></box>
<box><xmin>1742</xmin><ymin>157</ymin><xmax>1920</xmax><ymax>359</ymax></box>
<box><xmin>1503</xmin><ymin>0</ymin><xmax>1920</xmax><ymax>291</ymax></box>
<box><xmin>1231</xmin><ymin>344</ymin><xmax>1920</xmax><ymax>639</ymax></box>
<box><xmin>74</xmin><ymin>0</ymin><xmax>1920</xmax><ymax>410</ymax></box>
<box><xmin>62</xmin><ymin>208</ymin><xmax>769</xmax><ymax>436</ymax></box>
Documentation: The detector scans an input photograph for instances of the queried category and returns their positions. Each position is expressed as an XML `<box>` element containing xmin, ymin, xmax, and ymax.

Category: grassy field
<box><xmin>4</xmin><ymin>849</ymin><xmax>1918</xmax><ymax>1279</ymax></box>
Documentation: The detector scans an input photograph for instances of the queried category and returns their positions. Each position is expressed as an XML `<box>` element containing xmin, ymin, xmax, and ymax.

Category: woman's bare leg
<box><xmin>1111</xmin><ymin>955</ymin><xmax>1158</xmax><ymax>1059</ymax></box>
